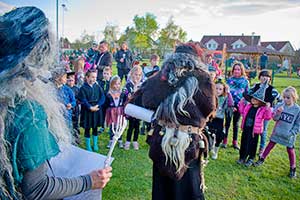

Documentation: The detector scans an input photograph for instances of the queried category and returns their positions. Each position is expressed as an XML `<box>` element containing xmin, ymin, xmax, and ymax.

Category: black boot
<box><xmin>289</xmin><ymin>167</ymin><xmax>296</xmax><ymax>178</ymax></box>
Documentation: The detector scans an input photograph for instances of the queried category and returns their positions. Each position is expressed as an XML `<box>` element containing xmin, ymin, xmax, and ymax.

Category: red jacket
<box><xmin>238</xmin><ymin>99</ymin><xmax>272</xmax><ymax>135</ymax></box>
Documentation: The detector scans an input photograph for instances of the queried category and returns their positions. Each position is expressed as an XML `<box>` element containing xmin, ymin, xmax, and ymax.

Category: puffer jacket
<box><xmin>238</xmin><ymin>99</ymin><xmax>272</xmax><ymax>135</ymax></box>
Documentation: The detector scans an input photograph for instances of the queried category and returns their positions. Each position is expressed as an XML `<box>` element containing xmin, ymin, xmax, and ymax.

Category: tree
<box><xmin>291</xmin><ymin>48</ymin><xmax>300</xmax><ymax>65</ymax></box>
<box><xmin>117</xmin><ymin>26</ymin><xmax>136</xmax><ymax>49</ymax></box>
<box><xmin>70</xmin><ymin>30</ymin><xmax>95</xmax><ymax>49</ymax></box>
<box><xmin>158</xmin><ymin>17</ymin><xmax>187</xmax><ymax>56</ymax></box>
<box><xmin>60</xmin><ymin>37</ymin><xmax>71</xmax><ymax>49</ymax></box>
<box><xmin>103</xmin><ymin>23</ymin><xmax>119</xmax><ymax>51</ymax></box>
<box><xmin>132</xmin><ymin>13</ymin><xmax>159</xmax><ymax>55</ymax></box>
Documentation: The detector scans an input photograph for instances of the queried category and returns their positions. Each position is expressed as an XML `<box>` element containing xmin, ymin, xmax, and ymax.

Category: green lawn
<box><xmin>81</xmin><ymin>73</ymin><xmax>300</xmax><ymax>200</ymax></box>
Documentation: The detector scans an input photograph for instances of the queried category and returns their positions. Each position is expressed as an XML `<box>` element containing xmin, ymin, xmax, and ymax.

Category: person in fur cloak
<box><xmin>0</xmin><ymin>7</ymin><xmax>111</xmax><ymax>200</ymax></box>
<box><xmin>130</xmin><ymin>43</ymin><xmax>216</xmax><ymax>200</ymax></box>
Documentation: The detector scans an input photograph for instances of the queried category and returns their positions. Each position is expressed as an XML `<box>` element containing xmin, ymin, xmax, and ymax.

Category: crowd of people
<box><xmin>1</xmin><ymin>6</ymin><xmax>300</xmax><ymax>200</ymax></box>
<box><xmin>64</xmin><ymin>39</ymin><xmax>300</xmax><ymax>193</ymax></box>
<box><xmin>58</xmin><ymin>44</ymin><xmax>161</xmax><ymax>152</ymax></box>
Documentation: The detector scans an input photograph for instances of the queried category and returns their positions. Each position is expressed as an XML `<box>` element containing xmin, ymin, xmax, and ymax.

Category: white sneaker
<box><xmin>106</xmin><ymin>140</ymin><xmax>112</xmax><ymax>149</ymax></box>
<box><xmin>124</xmin><ymin>141</ymin><xmax>130</xmax><ymax>150</ymax></box>
<box><xmin>133</xmin><ymin>141</ymin><xmax>139</xmax><ymax>150</ymax></box>
<box><xmin>211</xmin><ymin>147</ymin><xmax>219</xmax><ymax>160</ymax></box>
<box><xmin>118</xmin><ymin>140</ymin><xmax>123</xmax><ymax>148</ymax></box>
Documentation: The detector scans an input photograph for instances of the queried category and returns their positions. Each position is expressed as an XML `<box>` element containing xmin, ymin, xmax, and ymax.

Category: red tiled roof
<box><xmin>261</xmin><ymin>41</ymin><xmax>291</xmax><ymax>51</ymax></box>
<box><xmin>200</xmin><ymin>35</ymin><xmax>261</xmax><ymax>50</ymax></box>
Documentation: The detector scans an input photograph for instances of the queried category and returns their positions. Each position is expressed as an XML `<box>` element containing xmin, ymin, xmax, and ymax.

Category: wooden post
<box><xmin>221</xmin><ymin>44</ymin><xmax>227</xmax><ymax>71</ymax></box>
<box><xmin>256</xmin><ymin>54</ymin><xmax>260</xmax><ymax>76</ymax></box>
<box><xmin>288</xmin><ymin>57</ymin><xmax>292</xmax><ymax>77</ymax></box>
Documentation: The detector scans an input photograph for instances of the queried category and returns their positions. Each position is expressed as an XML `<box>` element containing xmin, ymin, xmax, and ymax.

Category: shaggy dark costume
<box><xmin>131</xmin><ymin>43</ymin><xmax>216</xmax><ymax>200</ymax></box>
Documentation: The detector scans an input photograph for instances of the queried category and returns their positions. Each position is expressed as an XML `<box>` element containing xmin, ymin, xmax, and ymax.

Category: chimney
<box><xmin>242</xmin><ymin>33</ymin><xmax>244</xmax><ymax>36</ymax></box>
<box><xmin>219</xmin><ymin>33</ymin><xmax>222</xmax><ymax>36</ymax></box>
<box><xmin>251</xmin><ymin>32</ymin><xmax>255</xmax><ymax>46</ymax></box>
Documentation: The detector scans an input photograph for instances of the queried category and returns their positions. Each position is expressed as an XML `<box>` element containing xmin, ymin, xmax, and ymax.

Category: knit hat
<box><xmin>0</xmin><ymin>7</ymin><xmax>49</xmax><ymax>82</ymax></box>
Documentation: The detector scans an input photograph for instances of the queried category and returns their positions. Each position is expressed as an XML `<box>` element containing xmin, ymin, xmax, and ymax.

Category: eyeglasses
<box><xmin>283</xmin><ymin>96</ymin><xmax>291</xmax><ymax>99</ymax></box>
<box><xmin>67</xmin><ymin>79</ymin><xmax>75</xmax><ymax>82</ymax></box>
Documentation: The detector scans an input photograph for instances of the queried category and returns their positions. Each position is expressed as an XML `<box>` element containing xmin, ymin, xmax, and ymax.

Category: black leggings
<box><xmin>225</xmin><ymin>108</ymin><xmax>241</xmax><ymax>142</ymax></box>
<box><xmin>126</xmin><ymin>119</ymin><xmax>140</xmax><ymax>142</ymax></box>
<box><xmin>239</xmin><ymin>128</ymin><xmax>259</xmax><ymax>160</ymax></box>
<box><xmin>207</xmin><ymin>118</ymin><xmax>224</xmax><ymax>147</ymax></box>
<box><xmin>84</xmin><ymin>127</ymin><xmax>98</xmax><ymax>138</ymax></box>
<box><xmin>117</xmin><ymin>68</ymin><xmax>129</xmax><ymax>82</ymax></box>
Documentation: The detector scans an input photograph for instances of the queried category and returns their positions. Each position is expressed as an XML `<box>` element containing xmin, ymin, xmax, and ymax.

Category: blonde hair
<box><xmin>129</xmin><ymin>65</ymin><xmax>143</xmax><ymax>76</ymax></box>
<box><xmin>282</xmin><ymin>86</ymin><xmax>299</xmax><ymax>102</ymax></box>
<box><xmin>74</xmin><ymin>57</ymin><xmax>85</xmax><ymax>73</ymax></box>
<box><xmin>231</xmin><ymin>61</ymin><xmax>246</xmax><ymax>77</ymax></box>
<box><xmin>109</xmin><ymin>75</ymin><xmax>121</xmax><ymax>91</ymax></box>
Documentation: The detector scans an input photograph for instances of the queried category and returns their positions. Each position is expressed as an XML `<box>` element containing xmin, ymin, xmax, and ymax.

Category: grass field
<box><xmin>81</xmin><ymin>70</ymin><xmax>300</xmax><ymax>200</ymax></box>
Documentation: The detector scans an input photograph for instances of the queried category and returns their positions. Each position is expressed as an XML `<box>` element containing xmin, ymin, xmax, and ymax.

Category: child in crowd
<box><xmin>208</xmin><ymin>65</ymin><xmax>217</xmax><ymax>81</ymax></box>
<box><xmin>74</xmin><ymin>57</ymin><xmax>85</xmax><ymax>87</ymax></box>
<box><xmin>140</xmin><ymin>54</ymin><xmax>160</xmax><ymax>135</ymax></box>
<box><xmin>123</xmin><ymin>65</ymin><xmax>143</xmax><ymax>150</ymax></box>
<box><xmin>52</xmin><ymin>68</ymin><xmax>76</xmax><ymax>131</ymax></box>
<box><xmin>247</xmin><ymin>70</ymin><xmax>281</xmax><ymax>155</ymax></box>
<box><xmin>223</xmin><ymin>62</ymin><xmax>249</xmax><ymax>150</ymax></box>
<box><xmin>255</xmin><ymin>87</ymin><xmax>300</xmax><ymax>178</ymax></box>
<box><xmin>237</xmin><ymin>82</ymin><xmax>272</xmax><ymax>167</ymax></box>
<box><xmin>207</xmin><ymin>78</ymin><xmax>233</xmax><ymax>159</ymax></box>
<box><xmin>78</xmin><ymin>69</ymin><xmax>105</xmax><ymax>151</ymax></box>
<box><xmin>99</xmin><ymin>66</ymin><xmax>112</xmax><ymax>94</ymax></box>
<box><xmin>98</xmin><ymin>66</ymin><xmax>112</xmax><ymax>133</ymax></box>
<box><xmin>104</xmin><ymin>75</ymin><xmax>127</xmax><ymax>149</ymax></box>
<box><xmin>143</xmin><ymin>54</ymin><xmax>160</xmax><ymax>78</ymax></box>
<box><xmin>206</xmin><ymin>54</ymin><xmax>222</xmax><ymax>77</ymax></box>
<box><xmin>66</xmin><ymin>71</ymin><xmax>81</xmax><ymax>145</ymax></box>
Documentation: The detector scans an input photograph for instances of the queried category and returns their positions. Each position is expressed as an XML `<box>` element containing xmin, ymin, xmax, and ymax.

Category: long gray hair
<box><xmin>0</xmin><ymin>30</ymin><xmax>71</xmax><ymax>200</ymax></box>
<box><xmin>156</xmin><ymin>76</ymin><xmax>198</xmax><ymax>174</ymax></box>
<box><xmin>155</xmin><ymin>46</ymin><xmax>208</xmax><ymax>174</ymax></box>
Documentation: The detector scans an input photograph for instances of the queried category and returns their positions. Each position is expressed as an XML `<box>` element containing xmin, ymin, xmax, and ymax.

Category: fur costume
<box><xmin>131</xmin><ymin>43</ymin><xmax>216</xmax><ymax>200</ymax></box>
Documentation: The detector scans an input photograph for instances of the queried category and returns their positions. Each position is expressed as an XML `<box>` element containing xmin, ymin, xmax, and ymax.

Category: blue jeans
<box><xmin>260</xmin><ymin>120</ymin><xmax>270</xmax><ymax>149</ymax></box>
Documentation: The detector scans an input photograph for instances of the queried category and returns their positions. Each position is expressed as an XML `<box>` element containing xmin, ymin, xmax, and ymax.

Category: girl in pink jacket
<box><xmin>237</xmin><ymin>88</ymin><xmax>272</xmax><ymax>167</ymax></box>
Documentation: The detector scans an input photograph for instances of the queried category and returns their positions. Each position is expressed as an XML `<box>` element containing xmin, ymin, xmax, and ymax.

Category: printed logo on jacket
<box><xmin>279</xmin><ymin>112</ymin><xmax>294</xmax><ymax>123</ymax></box>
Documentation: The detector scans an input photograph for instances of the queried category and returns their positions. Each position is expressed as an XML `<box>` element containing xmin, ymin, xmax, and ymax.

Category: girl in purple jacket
<box><xmin>237</xmin><ymin>82</ymin><xmax>272</xmax><ymax>167</ymax></box>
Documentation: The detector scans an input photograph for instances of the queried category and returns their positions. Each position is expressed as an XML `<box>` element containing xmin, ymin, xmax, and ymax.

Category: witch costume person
<box><xmin>129</xmin><ymin>43</ymin><xmax>216</xmax><ymax>200</ymax></box>
<box><xmin>0</xmin><ymin>7</ymin><xmax>112</xmax><ymax>200</ymax></box>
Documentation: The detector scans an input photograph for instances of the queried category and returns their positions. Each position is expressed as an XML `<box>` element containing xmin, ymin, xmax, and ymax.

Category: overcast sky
<box><xmin>1</xmin><ymin>0</ymin><xmax>300</xmax><ymax>49</ymax></box>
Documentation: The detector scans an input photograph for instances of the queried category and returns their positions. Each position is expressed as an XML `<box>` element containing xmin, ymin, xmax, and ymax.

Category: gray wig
<box><xmin>0</xmin><ymin>10</ymin><xmax>71</xmax><ymax>200</ymax></box>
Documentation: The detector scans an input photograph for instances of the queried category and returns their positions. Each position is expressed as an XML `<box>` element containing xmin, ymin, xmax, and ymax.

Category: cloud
<box><xmin>220</xmin><ymin>1</ymin><xmax>300</xmax><ymax>16</ymax></box>
<box><xmin>0</xmin><ymin>1</ymin><xmax>14</xmax><ymax>15</ymax></box>
<box><xmin>159</xmin><ymin>0</ymin><xmax>300</xmax><ymax>18</ymax></box>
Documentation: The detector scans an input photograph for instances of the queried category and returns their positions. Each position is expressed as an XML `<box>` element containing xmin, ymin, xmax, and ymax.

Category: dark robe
<box><xmin>78</xmin><ymin>82</ymin><xmax>105</xmax><ymax>129</ymax></box>
<box><xmin>131</xmin><ymin>70</ymin><xmax>216</xmax><ymax>200</ymax></box>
